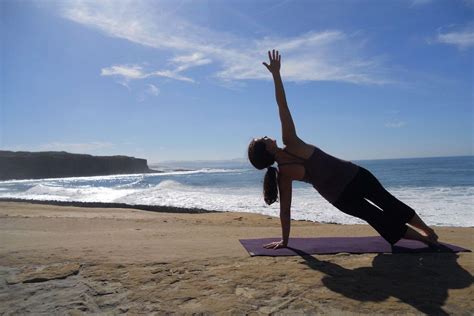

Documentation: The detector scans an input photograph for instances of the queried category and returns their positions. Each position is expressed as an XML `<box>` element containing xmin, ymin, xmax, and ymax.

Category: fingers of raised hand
<box><xmin>268</xmin><ymin>50</ymin><xmax>279</xmax><ymax>61</ymax></box>
<box><xmin>264</xmin><ymin>50</ymin><xmax>281</xmax><ymax>72</ymax></box>
<box><xmin>271</xmin><ymin>49</ymin><xmax>280</xmax><ymax>61</ymax></box>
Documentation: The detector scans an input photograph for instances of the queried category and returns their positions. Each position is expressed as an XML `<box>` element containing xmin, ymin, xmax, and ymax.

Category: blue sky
<box><xmin>1</xmin><ymin>0</ymin><xmax>473</xmax><ymax>163</ymax></box>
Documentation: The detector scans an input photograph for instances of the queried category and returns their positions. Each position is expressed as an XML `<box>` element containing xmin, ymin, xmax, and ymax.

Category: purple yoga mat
<box><xmin>239</xmin><ymin>236</ymin><xmax>470</xmax><ymax>256</ymax></box>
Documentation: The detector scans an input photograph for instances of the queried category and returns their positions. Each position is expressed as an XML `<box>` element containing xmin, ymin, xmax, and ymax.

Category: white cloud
<box><xmin>437</xmin><ymin>27</ymin><xmax>474</xmax><ymax>49</ymax></box>
<box><xmin>146</xmin><ymin>84</ymin><xmax>160</xmax><ymax>96</ymax></box>
<box><xmin>101</xmin><ymin>64</ymin><xmax>194</xmax><ymax>83</ymax></box>
<box><xmin>171</xmin><ymin>52</ymin><xmax>212</xmax><ymax>72</ymax></box>
<box><xmin>385</xmin><ymin>121</ymin><xmax>407</xmax><ymax>128</ymax></box>
<box><xmin>58</xmin><ymin>0</ymin><xmax>390</xmax><ymax>85</ymax></box>
<box><xmin>137</xmin><ymin>83</ymin><xmax>160</xmax><ymax>102</ymax></box>
<box><xmin>101</xmin><ymin>65</ymin><xmax>147</xmax><ymax>79</ymax></box>
<box><xmin>149</xmin><ymin>70</ymin><xmax>194</xmax><ymax>83</ymax></box>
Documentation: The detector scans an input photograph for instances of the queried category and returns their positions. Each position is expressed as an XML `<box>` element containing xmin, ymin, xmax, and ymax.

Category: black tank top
<box><xmin>278</xmin><ymin>149</ymin><xmax>311</xmax><ymax>182</ymax></box>
<box><xmin>278</xmin><ymin>147</ymin><xmax>359</xmax><ymax>204</ymax></box>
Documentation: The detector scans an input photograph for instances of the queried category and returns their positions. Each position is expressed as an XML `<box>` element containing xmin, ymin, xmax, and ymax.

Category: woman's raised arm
<box><xmin>263</xmin><ymin>50</ymin><xmax>301</xmax><ymax>146</ymax></box>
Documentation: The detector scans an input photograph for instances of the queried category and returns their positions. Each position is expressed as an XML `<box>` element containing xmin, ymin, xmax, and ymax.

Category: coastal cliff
<box><xmin>0</xmin><ymin>151</ymin><xmax>157</xmax><ymax>180</ymax></box>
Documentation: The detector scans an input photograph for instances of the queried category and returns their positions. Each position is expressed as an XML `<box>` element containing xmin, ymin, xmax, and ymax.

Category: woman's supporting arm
<box><xmin>263</xmin><ymin>50</ymin><xmax>300</xmax><ymax>146</ymax></box>
<box><xmin>278</xmin><ymin>175</ymin><xmax>292</xmax><ymax>245</ymax></box>
<box><xmin>263</xmin><ymin>174</ymin><xmax>292</xmax><ymax>249</ymax></box>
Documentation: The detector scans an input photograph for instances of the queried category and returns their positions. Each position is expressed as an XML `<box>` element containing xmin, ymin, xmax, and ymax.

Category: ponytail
<box><xmin>263</xmin><ymin>166</ymin><xmax>278</xmax><ymax>205</ymax></box>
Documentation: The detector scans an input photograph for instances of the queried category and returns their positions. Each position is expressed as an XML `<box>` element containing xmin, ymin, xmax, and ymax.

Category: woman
<box><xmin>248</xmin><ymin>50</ymin><xmax>439</xmax><ymax>250</ymax></box>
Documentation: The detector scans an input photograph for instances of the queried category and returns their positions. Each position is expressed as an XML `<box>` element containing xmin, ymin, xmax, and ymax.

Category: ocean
<box><xmin>0</xmin><ymin>156</ymin><xmax>472</xmax><ymax>227</ymax></box>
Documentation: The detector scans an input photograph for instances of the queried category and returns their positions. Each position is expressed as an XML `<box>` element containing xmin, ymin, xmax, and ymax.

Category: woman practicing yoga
<box><xmin>248</xmin><ymin>50</ymin><xmax>439</xmax><ymax>250</ymax></box>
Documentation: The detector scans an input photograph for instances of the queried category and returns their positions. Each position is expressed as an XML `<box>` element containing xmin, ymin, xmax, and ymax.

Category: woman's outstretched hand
<box><xmin>263</xmin><ymin>49</ymin><xmax>281</xmax><ymax>75</ymax></box>
<box><xmin>263</xmin><ymin>240</ymin><xmax>287</xmax><ymax>249</ymax></box>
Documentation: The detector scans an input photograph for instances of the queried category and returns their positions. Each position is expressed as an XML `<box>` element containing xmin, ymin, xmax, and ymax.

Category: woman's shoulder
<box><xmin>283</xmin><ymin>141</ymin><xmax>316</xmax><ymax>160</ymax></box>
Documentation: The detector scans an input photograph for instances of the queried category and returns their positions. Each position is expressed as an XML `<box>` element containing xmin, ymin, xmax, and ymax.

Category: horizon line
<box><xmin>1</xmin><ymin>149</ymin><xmax>471</xmax><ymax>164</ymax></box>
<box><xmin>154</xmin><ymin>154</ymin><xmax>473</xmax><ymax>165</ymax></box>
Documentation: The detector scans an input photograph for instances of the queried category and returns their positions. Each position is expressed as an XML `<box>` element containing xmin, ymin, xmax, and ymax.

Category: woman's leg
<box><xmin>357</xmin><ymin>168</ymin><xmax>438</xmax><ymax>242</ymax></box>
<box><xmin>335</xmin><ymin>194</ymin><xmax>438</xmax><ymax>246</ymax></box>
<box><xmin>334</xmin><ymin>195</ymin><xmax>408</xmax><ymax>245</ymax></box>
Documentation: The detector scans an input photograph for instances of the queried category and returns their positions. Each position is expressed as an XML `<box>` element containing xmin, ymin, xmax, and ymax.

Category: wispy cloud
<box><xmin>436</xmin><ymin>26</ymin><xmax>474</xmax><ymax>49</ymax></box>
<box><xmin>101</xmin><ymin>65</ymin><xmax>146</xmax><ymax>79</ymax></box>
<box><xmin>100</xmin><ymin>53</ymin><xmax>213</xmax><ymax>84</ymax></box>
<box><xmin>385</xmin><ymin>121</ymin><xmax>407</xmax><ymax>128</ymax></box>
<box><xmin>58</xmin><ymin>0</ymin><xmax>390</xmax><ymax>85</ymax></box>
<box><xmin>215</xmin><ymin>30</ymin><xmax>389</xmax><ymax>85</ymax></box>
<box><xmin>151</xmin><ymin>70</ymin><xmax>194</xmax><ymax>83</ymax></box>
<box><xmin>171</xmin><ymin>53</ymin><xmax>212</xmax><ymax>72</ymax></box>
<box><xmin>101</xmin><ymin>64</ymin><xmax>194</xmax><ymax>83</ymax></box>
<box><xmin>146</xmin><ymin>84</ymin><xmax>160</xmax><ymax>96</ymax></box>
<box><xmin>138</xmin><ymin>83</ymin><xmax>160</xmax><ymax>102</ymax></box>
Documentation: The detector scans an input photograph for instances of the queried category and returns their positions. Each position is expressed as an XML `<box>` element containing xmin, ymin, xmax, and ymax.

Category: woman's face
<box><xmin>261</xmin><ymin>136</ymin><xmax>277</xmax><ymax>152</ymax></box>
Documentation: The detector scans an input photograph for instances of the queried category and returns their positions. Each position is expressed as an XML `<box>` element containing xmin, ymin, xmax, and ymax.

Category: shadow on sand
<box><xmin>289</xmin><ymin>247</ymin><xmax>473</xmax><ymax>315</ymax></box>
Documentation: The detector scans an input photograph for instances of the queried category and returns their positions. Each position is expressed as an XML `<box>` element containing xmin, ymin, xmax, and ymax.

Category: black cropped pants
<box><xmin>333</xmin><ymin>167</ymin><xmax>416</xmax><ymax>245</ymax></box>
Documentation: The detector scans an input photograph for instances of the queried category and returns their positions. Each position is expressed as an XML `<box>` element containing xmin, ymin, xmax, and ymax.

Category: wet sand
<box><xmin>0</xmin><ymin>201</ymin><xmax>473</xmax><ymax>314</ymax></box>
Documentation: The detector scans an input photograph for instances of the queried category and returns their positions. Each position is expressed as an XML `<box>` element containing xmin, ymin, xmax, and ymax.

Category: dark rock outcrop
<box><xmin>0</xmin><ymin>151</ymin><xmax>157</xmax><ymax>180</ymax></box>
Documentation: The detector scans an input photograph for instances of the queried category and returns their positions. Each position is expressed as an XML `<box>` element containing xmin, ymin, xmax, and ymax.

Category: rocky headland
<box><xmin>0</xmin><ymin>151</ymin><xmax>158</xmax><ymax>180</ymax></box>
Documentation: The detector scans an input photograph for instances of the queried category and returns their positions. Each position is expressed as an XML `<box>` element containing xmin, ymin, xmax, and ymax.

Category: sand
<box><xmin>0</xmin><ymin>201</ymin><xmax>472</xmax><ymax>315</ymax></box>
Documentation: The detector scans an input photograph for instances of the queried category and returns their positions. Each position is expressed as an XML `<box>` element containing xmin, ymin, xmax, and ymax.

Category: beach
<box><xmin>0</xmin><ymin>201</ymin><xmax>473</xmax><ymax>315</ymax></box>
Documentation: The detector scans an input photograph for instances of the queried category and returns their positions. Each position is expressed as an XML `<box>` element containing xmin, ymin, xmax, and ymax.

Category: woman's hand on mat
<box><xmin>263</xmin><ymin>49</ymin><xmax>281</xmax><ymax>75</ymax></box>
<box><xmin>263</xmin><ymin>240</ymin><xmax>287</xmax><ymax>249</ymax></box>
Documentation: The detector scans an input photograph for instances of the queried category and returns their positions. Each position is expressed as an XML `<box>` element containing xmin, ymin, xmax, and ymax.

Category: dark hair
<box><xmin>248</xmin><ymin>139</ymin><xmax>278</xmax><ymax>205</ymax></box>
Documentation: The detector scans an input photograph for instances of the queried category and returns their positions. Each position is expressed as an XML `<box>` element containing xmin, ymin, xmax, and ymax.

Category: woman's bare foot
<box><xmin>404</xmin><ymin>226</ymin><xmax>439</xmax><ymax>247</ymax></box>
<box><xmin>425</xmin><ymin>227</ymin><xmax>439</xmax><ymax>243</ymax></box>
<box><xmin>407</xmin><ymin>214</ymin><xmax>439</xmax><ymax>244</ymax></box>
